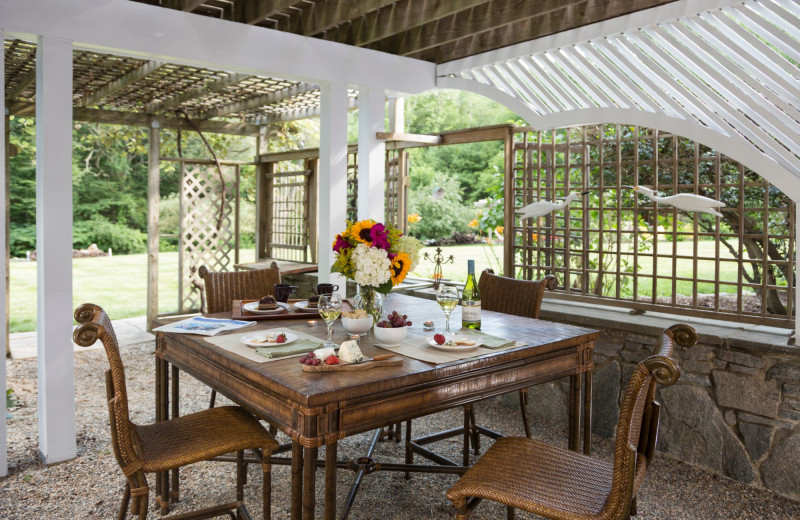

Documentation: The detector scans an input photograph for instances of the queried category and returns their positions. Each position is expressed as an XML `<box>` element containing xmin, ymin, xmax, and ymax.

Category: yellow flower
<box><xmin>350</xmin><ymin>220</ymin><xmax>375</xmax><ymax>246</ymax></box>
<box><xmin>390</xmin><ymin>252</ymin><xmax>412</xmax><ymax>285</ymax></box>
<box><xmin>468</xmin><ymin>219</ymin><xmax>479</xmax><ymax>229</ymax></box>
<box><xmin>408</xmin><ymin>213</ymin><xmax>422</xmax><ymax>224</ymax></box>
<box><xmin>495</xmin><ymin>226</ymin><xmax>504</xmax><ymax>235</ymax></box>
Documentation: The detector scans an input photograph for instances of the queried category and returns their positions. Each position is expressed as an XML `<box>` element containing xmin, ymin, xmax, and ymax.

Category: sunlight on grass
<box><xmin>10</xmin><ymin>250</ymin><xmax>256</xmax><ymax>333</ymax></box>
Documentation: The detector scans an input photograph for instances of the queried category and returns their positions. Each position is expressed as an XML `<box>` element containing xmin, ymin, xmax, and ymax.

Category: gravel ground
<box><xmin>3</xmin><ymin>341</ymin><xmax>800</xmax><ymax>520</ymax></box>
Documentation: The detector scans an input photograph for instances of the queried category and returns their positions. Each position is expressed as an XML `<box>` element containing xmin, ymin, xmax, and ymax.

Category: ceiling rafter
<box><xmin>76</xmin><ymin>60</ymin><xmax>164</xmax><ymax>108</ymax></box>
<box><xmin>276</xmin><ymin>0</ymin><xmax>396</xmax><ymax>37</ymax></box>
<box><xmin>164</xmin><ymin>0</ymin><xmax>207</xmax><ymax>12</ymax></box>
<box><xmin>197</xmin><ymin>82</ymin><xmax>317</xmax><ymax>119</ymax></box>
<box><xmin>233</xmin><ymin>0</ymin><xmax>303</xmax><ymax>25</ymax></box>
<box><xmin>5</xmin><ymin>67</ymin><xmax>35</xmax><ymax>101</ymax></box>
<box><xmin>323</xmin><ymin>0</ymin><xmax>487</xmax><ymax>49</ymax></box>
<box><xmin>406</xmin><ymin>0</ymin><xmax>673</xmax><ymax>62</ymax></box>
<box><xmin>145</xmin><ymin>72</ymin><xmax>250</xmax><ymax>113</ymax></box>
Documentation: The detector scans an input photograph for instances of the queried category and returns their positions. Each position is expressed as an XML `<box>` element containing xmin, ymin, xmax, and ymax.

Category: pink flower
<box><xmin>370</xmin><ymin>223</ymin><xmax>391</xmax><ymax>250</ymax></box>
<box><xmin>333</xmin><ymin>235</ymin><xmax>351</xmax><ymax>253</ymax></box>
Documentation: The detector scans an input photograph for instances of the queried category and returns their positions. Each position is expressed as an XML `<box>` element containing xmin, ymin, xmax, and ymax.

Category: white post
<box><xmin>35</xmin><ymin>35</ymin><xmax>76</xmax><ymax>465</ymax></box>
<box><xmin>0</xmin><ymin>27</ymin><xmax>7</xmax><ymax>478</ymax></box>
<box><xmin>357</xmin><ymin>87</ymin><xmax>386</xmax><ymax>221</ymax></box>
<box><xmin>796</xmin><ymin>204</ymin><xmax>800</xmax><ymax>341</ymax></box>
<box><xmin>317</xmin><ymin>82</ymin><xmax>349</xmax><ymax>294</ymax></box>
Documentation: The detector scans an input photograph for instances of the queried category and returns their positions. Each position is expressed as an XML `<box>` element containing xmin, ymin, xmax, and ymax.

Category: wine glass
<box><xmin>436</xmin><ymin>286</ymin><xmax>459</xmax><ymax>336</ymax></box>
<box><xmin>318</xmin><ymin>294</ymin><xmax>342</xmax><ymax>348</ymax></box>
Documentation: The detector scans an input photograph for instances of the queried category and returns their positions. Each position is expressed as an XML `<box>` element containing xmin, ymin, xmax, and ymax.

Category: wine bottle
<box><xmin>462</xmin><ymin>259</ymin><xmax>481</xmax><ymax>330</ymax></box>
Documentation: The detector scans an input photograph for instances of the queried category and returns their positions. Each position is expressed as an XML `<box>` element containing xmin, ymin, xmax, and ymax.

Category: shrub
<box><xmin>73</xmin><ymin>219</ymin><xmax>147</xmax><ymax>254</ymax></box>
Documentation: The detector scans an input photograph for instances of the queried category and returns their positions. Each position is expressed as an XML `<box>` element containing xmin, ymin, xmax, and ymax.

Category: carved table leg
<box><xmin>324</xmin><ymin>443</ymin><xmax>337</xmax><ymax>520</ymax></box>
<box><xmin>291</xmin><ymin>442</ymin><xmax>303</xmax><ymax>520</ymax></box>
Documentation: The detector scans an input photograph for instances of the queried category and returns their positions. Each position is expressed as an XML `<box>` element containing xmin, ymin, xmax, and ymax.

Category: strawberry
<box><xmin>434</xmin><ymin>333</ymin><xmax>445</xmax><ymax>345</ymax></box>
<box><xmin>276</xmin><ymin>333</ymin><xmax>287</xmax><ymax>343</ymax></box>
<box><xmin>325</xmin><ymin>355</ymin><xmax>340</xmax><ymax>365</ymax></box>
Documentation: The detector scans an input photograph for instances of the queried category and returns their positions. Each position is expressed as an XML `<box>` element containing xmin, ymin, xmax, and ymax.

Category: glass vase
<box><xmin>355</xmin><ymin>285</ymin><xmax>384</xmax><ymax>324</ymax></box>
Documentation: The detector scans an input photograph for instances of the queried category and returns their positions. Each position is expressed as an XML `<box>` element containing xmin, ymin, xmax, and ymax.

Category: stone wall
<box><xmin>512</xmin><ymin>306</ymin><xmax>800</xmax><ymax>501</ymax></box>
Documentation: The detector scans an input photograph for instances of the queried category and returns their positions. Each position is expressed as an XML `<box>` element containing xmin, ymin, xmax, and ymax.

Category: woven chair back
<box><xmin>199</xmin><ymin>265</ymin><xmax>281</xmax><ymax>314</ymax></box>
<box><xmin>606</xmin><ymin>323</ymin><xmax>695</xmax><ymax>518</ymax></box>
<box><xmin>478</xmin><ymin>269</ymin><xmax>557</xmax><ymax>319</ymax></box>
<box><xmin>73</xmin><ymin>303</ymin><xmax>140</xmax><ymax>471</ymax></box>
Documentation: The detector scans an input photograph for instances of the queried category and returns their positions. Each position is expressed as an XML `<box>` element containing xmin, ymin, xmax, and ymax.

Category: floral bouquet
<box><xmin>332</xmin><ymin>220</ymin><xmax>423</xmax><ymax>295</ymax></box>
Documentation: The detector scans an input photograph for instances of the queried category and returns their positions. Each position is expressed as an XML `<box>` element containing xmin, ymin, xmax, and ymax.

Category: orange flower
<box><xmin>495</xmin><ymin>226</ymin><xmax>504</xmax><ymax>235</ymax></box>
<box><xmin>531</xmin><ymin>233</ymin><xmax>539</xmax><ymax>242</ymax></box>
<box><xmin>468</xmin><ymin>219</ymin><xmax>479</xmax><ymax>229</ymax></box>
<box><xmin>408</xmin><ymin>213</ymin><xmax>422</xmax><ymax>224</ymax></box>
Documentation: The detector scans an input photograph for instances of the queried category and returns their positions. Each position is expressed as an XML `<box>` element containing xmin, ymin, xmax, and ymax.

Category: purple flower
<box><xmin>370</xmin><ymin>223</ymin><xmax>391</xmax><ymax>250</ymax></box>
<box><xmin>333</xmin><ymin>235</ymin><xmax>351</xmax><ymax>253</ymax></box>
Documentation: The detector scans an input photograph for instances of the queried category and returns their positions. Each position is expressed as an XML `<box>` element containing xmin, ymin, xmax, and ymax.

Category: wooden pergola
<box><xmin>2</xmin><ymin>0</ymin><xmax>799</xmax><ymax>480</ymax></box>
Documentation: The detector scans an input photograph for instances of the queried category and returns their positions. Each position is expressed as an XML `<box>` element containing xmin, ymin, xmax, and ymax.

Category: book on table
<box><xmin>153</xmin><ymin>316</ymin><xmax>256</xmax><ymax>336</ymax></box>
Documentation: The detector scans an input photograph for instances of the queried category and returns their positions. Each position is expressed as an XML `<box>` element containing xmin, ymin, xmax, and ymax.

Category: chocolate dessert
<box><xmin>258</xmin><ymin>295</ymin><xmax>278</xmax><ymax>310</ymax></box>
<box><xmin>308</xmin><ymin>294</ymin><xmax>321</xmax><ymax>308</ymax></box>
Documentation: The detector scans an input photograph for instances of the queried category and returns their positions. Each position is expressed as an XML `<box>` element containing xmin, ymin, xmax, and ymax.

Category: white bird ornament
<box><xmin>628</xmin><ymin>186</ymin><xmax>725</xmax><ymax>217</ymax></box>
<box><xmin>516</xmin><ymin>191</ymin><xmax>590</xmax><ymax>220</ymax></box>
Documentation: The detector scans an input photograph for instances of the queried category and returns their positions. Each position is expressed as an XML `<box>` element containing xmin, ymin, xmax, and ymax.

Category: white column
<box><xmin>357</xmin><ymin>87</ymin><xmax>386</xmax><ymax>221</ymax></box>
<box><xmin>317</xmin><ymin>82</ymin><xmax>349</xmax><ymax>293</ymax></box>
<box><xmin>0</xmin><ymin>28</ymin><xmax>7</xmax><ymax>478</ymax></box>
<box><xmin>36</xmin><ymin>35</ymin><xmax>76</xmax><ymax>464</ymax></box>
<box><xmin>796</xmin><ymin>204</ymin><xmax>800</xmax><ymax>341</ymax></box>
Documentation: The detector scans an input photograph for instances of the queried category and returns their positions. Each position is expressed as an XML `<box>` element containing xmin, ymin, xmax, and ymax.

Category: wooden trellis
<box><xmin>178</xmin><ymin>159</ymin><xmax>240</xmax><ymax>313</ymax></box>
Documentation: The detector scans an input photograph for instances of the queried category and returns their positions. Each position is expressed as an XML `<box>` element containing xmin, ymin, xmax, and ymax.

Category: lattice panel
<box><xmin>385</xmin><ymin>149</ymin><xmax>408</xmax><ymax>231</ymax></box>
<box><xmin>511</xmin><ymin>124</ymin><xmax>795</xmax><ymax>328</ymax></box>
<box><xmin>269</xmin><ymin>164</ymin><xmax>310</xmax><ymax>262</ymax></box>
<box><xmin>180</xmin><ymin>162</ymin><xmax>239</xmax><ymax>313</ymax></box>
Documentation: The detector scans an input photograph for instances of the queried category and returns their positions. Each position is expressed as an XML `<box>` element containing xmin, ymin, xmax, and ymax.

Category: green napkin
<box><xmin>457</xmin><ymin>329</ymin><xmax>516</xmax><ymax>350</ymax></box>
<box><xmin>255</xmin><ymin>338</ymin><xmax>323</xmax><ymax>359</ymax></box>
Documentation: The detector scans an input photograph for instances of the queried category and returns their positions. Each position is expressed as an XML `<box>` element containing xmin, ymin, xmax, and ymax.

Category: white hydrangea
<box><xmin>395</xmin><ymin>235</ymin><xmax>423</xmax><ymax>270</ymax></box>
<box><xmin>351</xmin><ymin>243</ymin><xmax>391</xmax><ymax>287</ymax></box>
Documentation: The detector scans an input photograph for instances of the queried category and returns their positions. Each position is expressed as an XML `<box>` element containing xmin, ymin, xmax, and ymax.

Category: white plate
<box><xmin>426</xmin><ymin>336</ymin><xmax>480</xmax><ymax>352</ymax></box>
<box><xmin>292</xmin><ymin>300</ymin><xmax>322</xmax><ymax>313</ymax></box>
<box><xmin>240</xmin><ymin>331</ymin><xmax>298</xmax><ymax>347</ymax></box>
<box><xmin>242</xmin><ymin>301</ymin><xmax>289</xmax><ymax>314</ymax></box>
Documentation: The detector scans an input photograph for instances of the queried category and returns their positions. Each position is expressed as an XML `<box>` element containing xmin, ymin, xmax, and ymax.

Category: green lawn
<box><xmin>9</xmin><ymin>239</ymin><xmax>749</xmax><ymax>333</ymax></box>
<box><xmin>10</xmin><ymin>249</ymin><xmax>256</xmax><ymax>333</ymax></box>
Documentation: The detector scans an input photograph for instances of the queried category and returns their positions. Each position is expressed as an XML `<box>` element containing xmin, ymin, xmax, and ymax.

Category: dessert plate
<box><xmin>240</xmin><ymin>331</ymin><xmax>297</xmax><ymax>347</ymax></box>
<box><xmin>292</xmin><ymin>300</ymin><xmax>322</xmax><ymax>313</ymax></box>
<box><xmin>425</xmin><ymin>336</ymin><xmax>480</xmax><ymax>352</ymax></box>
<box><xmin>242</xmin><ymin>301</ymin><xmax>289</xmax><ymax>314</ymax></box>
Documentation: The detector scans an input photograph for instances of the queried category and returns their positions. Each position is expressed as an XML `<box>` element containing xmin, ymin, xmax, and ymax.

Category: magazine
<box><xmin>153</xmin><ymin>316</ymin><xmax>255</xmax><ymax>336</ymax></box>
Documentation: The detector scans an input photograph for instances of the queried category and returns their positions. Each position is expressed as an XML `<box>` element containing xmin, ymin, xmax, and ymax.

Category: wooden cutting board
<box><xmin>301</xmin><ymin>358</ymin><xmax>402</xmax><ymax>372</ymax></box>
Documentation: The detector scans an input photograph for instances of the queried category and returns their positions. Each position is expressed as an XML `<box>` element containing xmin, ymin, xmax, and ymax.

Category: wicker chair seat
<box><xmin>137</xmin><ymin>406</ymin><xmax>278</xmax><ymax>473</ymax></box>
<box><xmin>447</xmin><ymin>436</ymin><xmax>647</xmax><ymax>520</ymax></box>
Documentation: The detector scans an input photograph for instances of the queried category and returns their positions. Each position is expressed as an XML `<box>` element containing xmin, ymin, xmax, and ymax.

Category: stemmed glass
<box><xmin>318</xmin><ymin>294</ymin><xmax>342</xmax><ymax>348</ymax></box>
<box><xmin>436</xmin><ymin>286</ymin><xmax>459</xmax><ymax>336</ymax></box>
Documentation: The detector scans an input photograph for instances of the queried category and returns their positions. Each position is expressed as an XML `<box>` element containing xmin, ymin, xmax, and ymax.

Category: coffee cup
<box><xmin>316</xmin><ymin>283</ymin><xmax>339</xmax><ymax>295</ymax></box>
<box><xmin>274</xmin><ymin>284</ymin><xmax>299</xmax><ymax>303</ymax></box>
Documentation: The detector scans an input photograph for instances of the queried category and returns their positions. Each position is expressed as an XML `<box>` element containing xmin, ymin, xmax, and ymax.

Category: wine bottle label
<box><xmin>462</xmin><ymin>304</ymin><xmax>481</xmax><ymax>321</ymax></box>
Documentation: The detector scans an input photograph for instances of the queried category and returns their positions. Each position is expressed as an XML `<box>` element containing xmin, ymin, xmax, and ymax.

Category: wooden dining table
<box><xmin>152</xmin><ymin>294</ymin><xmax>598</xmax><ymax>520</ymax></box>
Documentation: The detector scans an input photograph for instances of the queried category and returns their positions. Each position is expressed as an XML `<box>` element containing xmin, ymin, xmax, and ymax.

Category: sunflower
<box><xmin>390</xmin><ymin>252</ymin><xmax>412</xmax><ymax>285</ymax></box>
<box><xmin>350</xmin><ymin>220</ymin><xmax>376</xmax><ymax>246</ymax></box>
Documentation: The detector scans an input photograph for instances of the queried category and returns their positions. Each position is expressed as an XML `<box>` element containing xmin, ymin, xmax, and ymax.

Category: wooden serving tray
<box><xmin>232</xmin><ymin>299</ymin><xmax>319</xmax><ymax>321</ymax></box>
<box><xmin>301</xmin><ymin>358</ymin><xmax>402</xmax><ymax>372</ymax></box>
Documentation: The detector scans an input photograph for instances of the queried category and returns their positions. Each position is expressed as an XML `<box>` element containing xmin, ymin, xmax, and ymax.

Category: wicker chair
<box><xmin>198</xmin><ymin>263</ymin><xmax>281</xmax><ymax>407</ymax></box>
<box><xmin>447</xmin><ymin>323</ymin><xmax>696</xmax><ymax>520</ymax></box>
<box><xmin>73</xmin><ymin>303</ymin><xmax>279</xmax><ymax>520</ymax></box>
<box><xmin>405</xmin><ymin>270</ymin><xmax>556</xmax><ymax>468</ymax></box>
<box><xmin>198</xmin><ymin>263</ymin><xmax>281</xmax><ymax>314</ymax></box>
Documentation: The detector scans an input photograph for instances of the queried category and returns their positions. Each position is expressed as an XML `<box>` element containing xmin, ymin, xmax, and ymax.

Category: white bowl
<box><xmin>373</xmin><ymin>325</ymin><xmax>408</xmax><ymax>346</ymax></box>
<box><xmin>341</xmin><ymin>316</ymin><xmax>374</xmax><ymax>336</ymax></box>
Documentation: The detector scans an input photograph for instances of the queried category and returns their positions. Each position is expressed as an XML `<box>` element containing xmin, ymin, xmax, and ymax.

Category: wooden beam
<box><xmin>164</xmin><ymin>0</ymin><xmax>207</xmax><ymax>12</ymax></box>
<box><xmin>7</xmin><ymin>103</ymin><xmax>260</xmax><ymax>135</ymax></box>
<box><xmin>146</xmin><ymin>72</ymin><xmax>249</xmax><ymax>113</ymax></box>
<box><xmin>256</xmin><ymin>95</ymin><xmax>358</xmax><ymax>124</ymax></box>
<box><xmin>369</xmin><ymin>0</ymin><xmax>568</xmax><ymax>58</ymax></box>
<box><xmin>376</xmin><ymin>132</ymin><xmax>442</xmax><ymax>144</ymax></box>
<box><xmin>233</xmin><ymin>0</ymin><xmax>303</xmax><ymax>25</ymax></box>
<box><xmin>409</xmin><ymin>0</ymin><xmax>678</xmax><ymax>62</ymax></box>
<box><xmin>277</xmin><ymin>0</ymin><xmax>396</xmax><ymax>37</ymax></box>
<box><xmin>323</xmin><ymin>0</ymin><xmax>486</xmax><ymax>48</ymax></box>
<box><xmin>5</xmin><ymin>68</ymin><xmax>36</xmax><ymax>101</ymax></box>
<box><xmin>77</xmin><ymin>60</ymin><xmax>163</xmax><ymax>108</ymax></box>
<box><xmin>146</xmin><ymin>122</ymin><xmax>159</xmax><ymax>331</ymax></box>
<box><xmin>197</xmin><ymin>82</ymin><xmax>317</xmax><ymax>120</ymax></box>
